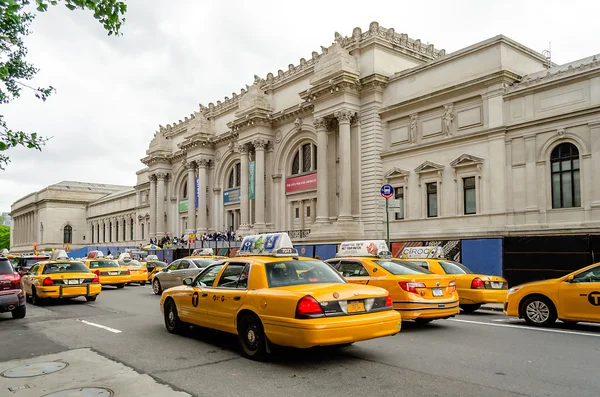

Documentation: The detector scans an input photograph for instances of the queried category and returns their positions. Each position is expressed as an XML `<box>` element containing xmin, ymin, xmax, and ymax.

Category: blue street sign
<box><xmin>380</xmin><ymin>184</ymin><xmax>394</xmax><ymax>199</ymax></box>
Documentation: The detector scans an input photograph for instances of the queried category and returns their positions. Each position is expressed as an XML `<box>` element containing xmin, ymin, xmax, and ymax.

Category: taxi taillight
<box><xmin>94</xmin><ymin>270</ymin><xmax>101</xmax><ymax>276</ymax></box>
<box><xmin>295</xmin><ymin>295</ymin><xmax>324</xmax><ymax>319</ymax></box>
<box><xmin>385</xmin><ymin>293</ymin><xmax>393</xmax><ymax>307</ymax></box>
<box><xmin>42</xmin><ymin>277</ymin><xmax>54</xmax><ymax>286</ymax></box>
<box><xmin>92</xmin><ymin>274</ymin><xmax>100</xmax><ymax>283</ymax></box>
<box><xmin>448</xmin><ymin>281</ymin><xmax>456</xmax><ymax>293</ymax></box>
<box><xmin>126</xmin><ymin>269</ymin><xmax>131</xmax><ymax>275</ymax></box>
<box><xmin>398</xmin><ymin>281</ymin><xmax>426</xmax><ymax>294</ymax></box>
<box><xmin>471</xmin><ymin>278</ymin><xmax>485</xmax><ymax>289</ymax></box>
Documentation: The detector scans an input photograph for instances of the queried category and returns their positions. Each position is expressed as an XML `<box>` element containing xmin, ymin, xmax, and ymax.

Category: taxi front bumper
<box><xmin>99</xmin><ymin>274</ymin><xmax>131</xmax><ymax>285</ymax></box>
<box><xmin>394</xmin><ymin>299</ymin><xmax>460</xmax><ymax>320</ymax></box>
<box><xmin>458</xmin><ymin>288</ymin><xmax>508</xmax><ymax>305</ymax></box>
<box><xmin>262</xmin><ymin>310</ymin><xmax>401</xmax><ymax>349</ymax></box>
<box><xmin>37</xmin><ymin>283</ymin><xmax>102</xmax><ymax>299</ymax></box>
<box><xmin>503</xmin><ymin>296</ymin><xmax>520</xmax><ymax>317</ymax></box>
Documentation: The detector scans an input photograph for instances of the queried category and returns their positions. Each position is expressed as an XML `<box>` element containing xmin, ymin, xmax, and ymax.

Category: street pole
<box><xmin>385</xmin><ymin>198</ymin><xmax>390</xmax><ymax>249</ymax></box>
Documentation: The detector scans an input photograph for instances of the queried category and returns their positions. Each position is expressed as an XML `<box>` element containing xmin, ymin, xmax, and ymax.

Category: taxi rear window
<box><xmin>89</xmin><ymin>260</ymin><xmax>119</xmax><ymax>269</ymax></box>
<box><xmin>119</xmin><ymin>260</ymin><xmax>141</xmax><ymax>266</ymax></box>
<box><xmin>438</xmin><ymin>261</ymin><xmax>472</xmax><ymax>274</ymax></box>
<box><xmin>374</xmin><ymin>260</ymin><xmax>433</xmax><ymax>275</ymax></box>
<box><xmin>265</xmin><ymin>260</ymin><xmax>345</xmax><ymax>288</ymax></box>
<box><xmin>42</xmin><ymin>262</ymin><xmax>90</xmax><ymax>274</ymax></box>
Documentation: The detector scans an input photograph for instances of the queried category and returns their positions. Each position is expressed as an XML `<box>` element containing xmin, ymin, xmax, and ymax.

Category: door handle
<box><xmin>201</xmin><ymin>293</ymin><xmax>208</xmax><ymax>297</ymax></box>
<box><xmin>233</xmin><ymin>296</ymin><xmax>241</xmax><ymax>301</ymax></box>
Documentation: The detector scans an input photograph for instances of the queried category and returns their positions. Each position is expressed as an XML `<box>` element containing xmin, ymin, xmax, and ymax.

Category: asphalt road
<box><xmin>1</xmin><ymin>285</ymin><xmax>599</xmax><ymax>397</ymax></box>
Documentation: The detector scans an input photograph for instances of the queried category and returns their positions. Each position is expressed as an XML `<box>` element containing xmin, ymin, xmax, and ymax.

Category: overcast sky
<box><xmin>1</xmin><ymin>0</ymin><xmax>598</xmax><ymax>211</ymax></box>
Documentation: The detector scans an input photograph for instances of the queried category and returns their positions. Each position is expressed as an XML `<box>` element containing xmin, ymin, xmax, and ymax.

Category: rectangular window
<box><xmin>427</xmin><ymin>182</ymin><xmax>438</xmax><ymax>218</ymax></box>
<box><xmin>395</xmin><ymin>187</ymin><xmax>404</xmax><ymax>220</ymax></box>
<box><xmin>295</xmin><ymin>208</ymin><xmax>299</xmax><ymax>218</ymax></box>
<box><xmin>306</xmin><ymin>206</ymin><xmax>311</xmax><ymax>217</ymax></box>
<box><xmin>463</xmin><ymin>177</ymin><xmax>476</xmax><ymax>215</ymax></box>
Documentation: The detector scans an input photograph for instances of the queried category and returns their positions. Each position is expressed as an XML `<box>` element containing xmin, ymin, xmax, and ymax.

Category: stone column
<box><xmin>314</xmin><ymin>118</ymin><xmax>330</xmax><ymax>224</ymax></box>
<box><xmin>156</xmin><ymin>172</ymin><xmax>167</xmax><ymax>238</ymax></box>
<box><xmin>149</xmin><ymin>174</ymin><xmax>157</xmax><ymax>239</ymax></box>
<box><xmin>335</xmin><ymin>109</ymin><xmax>353</xmax><ymax>221</ymax></box>
<box><xmin>239</xmin><ymin>144</ymin><xmax>250</xmax><ymax>230</ymax></box>
<box><xmin>186</xmin><ymin>162</ymin><xmax>196</xmax><ymax>234</ymax></box>
<box><xmin>310</xmin><ymin>198</ymin><xmax>317</xmax><ymax>224</ymax></box>
<box><xmin>197</xmin><ymin>159</ymin><xmax>209</xmax><ymax>233</ymax></box>
<box><xmin>288</xmin><ymin>200</ymin><xmax>294</xmax><ymax>231</ymax></box>
<box><xmin>272</xmin><ymin>174</ymin><xmax>282</xmax><ymax>230</ymax></box>
<box><xmin>253</xmin><ymin>139</ymin><xmax>267</xmax><ymax>229</ymax></box>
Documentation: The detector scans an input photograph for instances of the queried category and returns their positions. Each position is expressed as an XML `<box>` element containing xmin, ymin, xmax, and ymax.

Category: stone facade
<box><xmin>9</xmin><ymin>22</ymin><xmax>600</xmax><ymax>250</ymax></box>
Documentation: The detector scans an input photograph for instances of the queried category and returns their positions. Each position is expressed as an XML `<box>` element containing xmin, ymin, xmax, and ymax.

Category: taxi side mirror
<box><xmin>183</xmin><ymin>277</ymin><xmax>193</xmax><ymax>286</ymax></box>
<box><xmin>565</xmin><ymin>275</ymin><xmax>575</xmax><ymax>283</ymax></box>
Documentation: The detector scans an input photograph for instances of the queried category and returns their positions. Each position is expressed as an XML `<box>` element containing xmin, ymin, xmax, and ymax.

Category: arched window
<box><xmin>115</xmin><ymin>222</ymin><xmax>119</xmax><ymax>242</ymax></box>
<box><xmin>91</xmin><ymin>226</ymin><xmax>94</xmax><ymax>244</ymax></box>
<box><xmin>291</xmin><ymin>143</ymin><xmax>317</xmax><ymax>176</ymax></box>
<box><xmin>183</xmin><ymin>184</ymin><xmax>188</xmax><ymax>199</ymax></box>
<box><xmin>63</xmin><ymin>225</ymin><xmax>72</xmax><ymax>244</ymax></box>
<box><xmin>122</xmin><ymin>219</ymin><xmax>126</xmax><ymax>241</ymax></box>
<box><xmin>109</xmin><ymin>222</ymin><xmax>112</xmax><ymax>242</ymax></box>
<box><xmin>551</xmin><ymin>142</ymin><xmax>580</xmax><ymax>208</ymax></box>
<box><xmin>141</xmin><ymin>223</ymin><xmax>145</xmax><ymax>240</ymax></box>
<box><xmin>102</xmin><ymin>224</ymin><xmax>106</xmax><ymax>243</ymax></box>
<box><xmin>130</xmin><ymin>218</ymin><xmax>134</xmax><ymax>240</ymax></box>
<box><xmin>227</xmin><ymin>162</ymin><xmax>241</xmax><ymax>188</ymax></box>
<box><xmin>97</xmin><ymin>224</ymin><xmax>100</xmax><ymax>243</ymax></box>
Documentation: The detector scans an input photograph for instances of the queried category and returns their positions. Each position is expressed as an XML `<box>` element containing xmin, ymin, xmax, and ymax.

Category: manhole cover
<box><xmin>1</xmin><ymin>361</ymin><xmax>68</xmax><ymax>378</ymax></box>
<box><xmin>43</xmin><ymin>388</ymin><xmax>113</xmax><ymax>397</ymax></box>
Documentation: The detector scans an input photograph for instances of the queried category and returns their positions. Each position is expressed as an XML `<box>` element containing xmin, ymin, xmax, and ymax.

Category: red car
<box><xmin>0</xmin><ymin>257</ymin><xmax>26</xmax><ymax>319</ymax></box>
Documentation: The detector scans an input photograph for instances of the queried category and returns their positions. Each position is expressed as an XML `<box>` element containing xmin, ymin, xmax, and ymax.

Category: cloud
<box><xmin>2</xmin><ymin>0</ymin><xmax>599</xmax><ymax>210</ymax></box>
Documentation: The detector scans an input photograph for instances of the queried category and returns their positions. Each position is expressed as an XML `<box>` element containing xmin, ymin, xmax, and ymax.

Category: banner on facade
<box><xmin>223</xmin><ymin>187</ymin><xmax>240</xmax><ymax>204</ymax></box>
<box><xmin>249</xmin><ymin>161</ymin><xmax>255</xmax><ymax>200</ymax></box>
<box><xmin>195</xmin><ymin>177</ymin><xmax>199</xmax><ymax>209</ymax></box>
<box><xmin>179</xmin><ymin>199</ymin><xmax>188</xmax><ymax>213</ymax></box>
<box><xmin>285</xmin><ymin>172</ymin><xmax>317</xmax><ymax>193</ymax></box>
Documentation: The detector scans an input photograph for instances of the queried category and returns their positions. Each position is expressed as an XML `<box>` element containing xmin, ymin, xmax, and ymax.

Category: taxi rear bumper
<box><xmin>99</xmin><ymin>275</ymin><xmax>131</xmax><ymax>285</ymax></box>
<box><xmin>394</xmin><ymin>299</ymin><xmax>460</xmax><ymax>320</ymax></box>
<box><xmin>458</xmin><ymin>289</ymin><xmax>508</xmax><ymax>305</ymax></box>
<box><xmin>262</xmin><ymin>310</ymin><xmax>401</xmax><ymax>349</ymax></box>
<box><xmin>37</xmin><ymin>283</ymin><xmax>102</xmax><ymax>299</ymax></box>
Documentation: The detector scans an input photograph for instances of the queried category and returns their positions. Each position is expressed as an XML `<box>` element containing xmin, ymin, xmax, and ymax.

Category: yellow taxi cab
<box><xmin>504</xmin><ymin>262</ymin><xmax>600</xmax><ymax>327</ymax></box>
<box><xmin>117</xmin><ymin>253</ymin><xmax>148</xmax><ymax>285</ymax></box>
<box><xmin>400</xmin><ymin>246</ymin><xmax>508</xmax><ymax>313</ymax></box>
<box><xmin>144</xmin><ymin>254</ymin><xmax>167</xmax><ymax>282</ymax></box>
<box><xmin>326</xmin><ymin>241</ymin><xmax>459</xmax><ymax>324</ymax></box>
<box><xmin>83</xmin><ymin>250</ymin><xmax>131</xmax><ymax>289</ymax></box>
<box><xmin>21</xmin><ymin>250</ymin><xmax>101</xmax><ymax>305</ymax></box>
<box><xmin>160</xmin><ymin>233</ymin><xmax>401</xmax><ymax>360</ymax></box>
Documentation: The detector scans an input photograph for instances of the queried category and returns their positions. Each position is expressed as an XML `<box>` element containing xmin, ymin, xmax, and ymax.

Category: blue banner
<box><xmin>249</xmin><ymin>161</ymin><xmax>255</xmax><ymax>200</ymax></box>
<box><xmin>223</xmin><ymin>188</ymin><xmax>240</xmax><ymax>204</ymax></box>
<box><xmin>195</xmin><ymin>177</ymin><xmax>199</xmax><ymax>209</ymax></box>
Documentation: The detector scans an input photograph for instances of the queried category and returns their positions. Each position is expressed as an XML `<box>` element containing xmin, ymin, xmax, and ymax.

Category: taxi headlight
<box><xmin>508</xmin><ymin>287</ymin><xmax>520</xmax><ymax>294</ymax></box>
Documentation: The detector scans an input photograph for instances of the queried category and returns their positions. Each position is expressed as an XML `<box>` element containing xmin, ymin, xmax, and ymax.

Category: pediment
<box><xmin>450</xmin><ymin>154</ymin><xmax>484</xmax><ymax>168</ymax></box>
<box><xmin>414</xmin><ymin>161</ymin><xmax>444</xmax><ymax>174</ymax></box>
<box><xmin>384</xmin><ymin>167</ymin><xmax>410</xmax><ymax>179</ymax></box>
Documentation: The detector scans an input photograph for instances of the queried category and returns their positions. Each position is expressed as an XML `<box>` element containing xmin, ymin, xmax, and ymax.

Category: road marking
<box><xmin>450</xmin><ymin>318</ymin><xmax>600</xmax><ymax>338</ymax></box>
<box><xmin>492</xmin><ymin>319</ymin><xmax>509</xmax><ymax>322</ymax></box>
<box><xmin>78</xmin><ymin>320</ymin><xmax>122</xmax><ymax>334</ymax></box>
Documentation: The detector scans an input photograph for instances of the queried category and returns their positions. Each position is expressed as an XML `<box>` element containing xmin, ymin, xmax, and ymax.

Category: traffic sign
<box><xmin>380</xmin><ymin>184</ymin><xmax>394</xmax><ymax>199</ymax></box>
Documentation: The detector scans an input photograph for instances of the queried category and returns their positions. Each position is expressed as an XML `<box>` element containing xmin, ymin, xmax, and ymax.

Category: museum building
<box><xmin>9</xmin><ymin>23</ymin><xmax>600</xmax><ymax>263</ymax></box>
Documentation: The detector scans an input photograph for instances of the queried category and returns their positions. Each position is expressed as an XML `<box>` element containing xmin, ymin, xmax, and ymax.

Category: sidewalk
<box><xmin>0</xmin><ymin>348</ymin><xmax>190</xmax><ymax>396</ymax></box>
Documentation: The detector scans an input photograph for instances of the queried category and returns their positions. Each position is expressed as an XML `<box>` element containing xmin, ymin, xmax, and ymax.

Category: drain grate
<box><xmin>43</xmin><ymin>387</ymin><xmax>113</xmax><ymax>397</ymax></box>
<box><xmin>1</xmin><ymin>361</ymin><xmax>68</xmax><ymax>378</ymax></box>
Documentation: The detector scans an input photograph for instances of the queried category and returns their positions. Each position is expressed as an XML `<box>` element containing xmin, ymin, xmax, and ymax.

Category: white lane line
<box><xmin>492</xmin><ymin>319</ymin><xmax>509</xmax><ymax>322</ymax></box>
<box><xmin>449</xmin><ymin>318</ymin><xmax>600</xmax><ymax>338</ymax></box>
<box><xmin>78</xmin><ymin>319</ymin><xmax>122</xmax><ymax>334</ymax></box>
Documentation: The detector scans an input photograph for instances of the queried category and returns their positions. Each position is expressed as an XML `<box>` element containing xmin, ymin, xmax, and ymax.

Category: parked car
<box><xmin>0</xmin><ymin>257</ymin><xmax>26</xmax><ymax>319</ymax></box>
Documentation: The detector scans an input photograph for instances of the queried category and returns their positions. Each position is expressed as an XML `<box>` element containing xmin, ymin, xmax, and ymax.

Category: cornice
<box><xmin>227</xmin><ymin>111</ymin><xmax>272</xmax><ymax>133</ymax></box>
<box><xmin>299</xmin><ymin>74</ymin><xmax>363</xmax><ymax>103</ymax></box>
<box><xmin>211</xmin><ymin>130</ymin><xmax>239</xmax><ymax>146</ymax></box>
<box><xmin>270</xmin><ymin>103</ymin><xmax>314</xmax><ymax>125</ymax></box>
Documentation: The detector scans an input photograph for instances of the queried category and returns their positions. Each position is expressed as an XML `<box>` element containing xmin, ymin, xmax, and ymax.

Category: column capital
<box><xmin>252</xmin><ymin>138</ymin><xmax>268</xmax><ymax>150</ymax></box>
<box><xmin>314</xmin><ymin>117</ymin><xmax>328</xmax><ymax>130</ymax></box>
<box><xmin>149</xmin><ymin>173</ymin><xmax>158</xmax><ymax>182</ymax></box>
<box><xmin>185</xmin><ymin>161</ymin><xmax>197</xmax><ymax>171</ymax></box>
<box><xmin>238</xmin><ymin>144</ymin><xmax>251</xmax><ymax>154</ymax></box>
<box><xmin>334</xmin><ymin>109</ymin><xmax>354</xmax><ymax>125</ymax></box>
<box><xmin>197</xmin><ymin>158</ymin><xmax>210</xmax><ymax>168</ymax></box>
<box><xmin>156</xmin><ymin>172</ymin><xmax>168</xmax><ymax>181</ymax></box>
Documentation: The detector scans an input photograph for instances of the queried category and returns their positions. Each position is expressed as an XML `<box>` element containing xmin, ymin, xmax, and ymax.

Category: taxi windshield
<box><xmin>88</xmin><ymin>260</ymin><xmax>119</xmax><ymax>269</ymax></box>
<box><xmin>265</xmin><ymin>260</ymin><xmax>345</xmax><ymax>288</ymax></box>
<box><xmin>438</xmin><ymin>261</ymin><xmax>472</xmax><ymax>274</ymax></box>
<box><xmin>42</xmin><ymin>262</ymin><xmax>89</xmax><ymax>274</ymax></box>
<box><xmin>192</xmin><ymin>258</ymin><xmax>220</xmax><ymax>268</ymax></box>
<box><xmin>374</xmin><ymin>259</ymin><xmax>433</xmax><ymax>275</ymax></box>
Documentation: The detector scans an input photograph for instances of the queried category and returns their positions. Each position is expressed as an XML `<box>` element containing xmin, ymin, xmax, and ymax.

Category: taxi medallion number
<box><xmin>347</xmin><ymin>300</ymin><xmax>365</xmax><ymax>313</ymax></box>
<box><xmin>432</xmin><ymin>288</ymin><xmax>444</xmax><ymax>297</ymax></box>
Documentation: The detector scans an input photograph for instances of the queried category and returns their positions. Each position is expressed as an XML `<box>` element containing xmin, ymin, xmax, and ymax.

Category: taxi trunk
<box><xmin>38</xmin><ymin>273</ymin><xmax>101</xmax><ymax>298</ymax></box>
<box><xmin>385</xmin><ymin>276</ymin><xmax>459</xmax><ymax>320</ymax></box>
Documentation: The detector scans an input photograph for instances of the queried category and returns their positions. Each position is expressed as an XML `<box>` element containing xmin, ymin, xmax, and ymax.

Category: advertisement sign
<box><xmin>195</xmin><ymin>177</ymin><xmax>199</xmax><ymax>209</ymax></box>
<box><xmin>238</xmin><ymin>233</ymin><xmax>297</xmax><ymax>256</ymax></box>
<box><xmin>178</xmin><ymin>200</ymin><xmax>188</xmax><ymax>213</ymax></box>
<box><xmin>336</xmin><ymin>240</ymin><xmax>391</xmax><ymax>258</ymax></box>
<box><xmin>399</xmin><ymin>246</ymin><xmax>444</xmax><ymax>259</ymax></box>
<box><xmin>249</xmin><ymin>161</ymin><xmax>255</xmax><ymax>200</ymax></box>
<box><xmin>285</xmin><ymin>172</ymin><xmax>317</xmax><ymax>193</ymax></box>
<box><xmin>223</xmin><ymin>188</ymin><xmax>240</xmax><ymax>204</ymax></box>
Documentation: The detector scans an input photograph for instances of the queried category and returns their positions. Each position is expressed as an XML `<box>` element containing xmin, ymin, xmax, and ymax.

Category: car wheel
<box><xmin>31</xmin><ymin>287</ymin><xmax>42</xmax><ymax>306</ymax></box>
<box><xmin>522</xmin><ymin>296</ymin><xmax>557</xmax><ymax>327</ymax></box>
<box><xmin>237</xmin><ymin>313</ymin><xmax>267</xmax><ymax>360</ymax></box>
<box><xmin>460</xmin><ymin>304</ymin><xmax>482</xmax><ymax>314</ymax></box>
<box><xmin>139</xmin><ymin>281</ymin><xmax>146</xmax><ymax>286</ymax></box>
<box><xmin>11</xmin><ymin>305</ymin><xmax>26</xmax><ymax>319</ymax></box>
<box><xmin>86</xmin><ymin>296</ymin><xmax>97</xmax><ymax>302</ymax></box>
<box><xmin>164</xmin><ymin>299</ymin><xmax>184</xmax><ymax>334</ymax></box>
<box><xmin>414</xmin><ymin>318</ymin><xmax>433</xmax><ymax>324</ymax></box>
<box><xmin>116</xmin><ymin>284</ymin><xmax>125</xmax><ymax>289</ymax></box>
<box><xmin>153</xmin><ymin>279</ymin><xmax>162</xmax><ymax>295</ymax></box>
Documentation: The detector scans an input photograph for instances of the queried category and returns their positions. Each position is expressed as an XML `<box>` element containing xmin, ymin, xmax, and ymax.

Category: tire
<box><xmin>521</xmin><ymin>296</ymin><xmax>557</xmax><ymax>327</ymax></box>
<box><xmin>414</xmin><ymin>318</ymin><xmax>434</xmax><ymax>324</ymax></box>
<box><xmin>460</xmin><ymin>304</ymin><xmax>482</xmax><ymax>314</ymax></box>
<box><xmin>31</xmin><ymin>287</ymin><xmax>42</xmax><ymax>306</ymax></box>
<box><xmin>164</xmin><ymin>299</ymin><xmax>184</xmax><ymax>334</ymax></box>
<box><xmin>116</xmin><ymin>284</ymin><xmax>125</xmax><ymax>289</ymax></box>
<box><xmin>86</xmin><ymin>296</ymin><xmax>97</xmax><ymax>302</ymax></box>
<box><xmin>153</xmin><ymin>279</ymin><xmax>163</xmax><ymax>295</ymax></box>
<box><xmin>237</xmin><ymin>313</ymin><xmax>268</xmax><ymax>360</ymax></box>
<box><xmin>11</xmin><ymin>305</ymin><xmax>26</xmax><ymax>319</ymax></box>
<box><xmin>139</xmin><ymin>281</ymin><xmax>146</xmax><ymax>286</ymax></box>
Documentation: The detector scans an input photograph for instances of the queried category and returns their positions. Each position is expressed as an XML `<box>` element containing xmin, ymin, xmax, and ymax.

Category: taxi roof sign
<box><xmin>146</xmin><ymin>254</ymin><xmax>159</xmax><ymax>261</ymax></box>
<box><xmin>191</xmin><ymin>248</ymin><xmax>214</xmax><ymax>256</ymax></box>
<box><xmin>117</xmin><ymin>252</ymin><xmax>132</xmax><ymax>261</ymax></box>
<box><xmin>336</xmin><ymin>240</ymin><xmax>392</xmax><ymax>258</ymax></box>
<box><xmin>237</xmin><ymin>233</ymin><xmax>298</xmax><ymax>257</ymax></box>
<box><xmin>87</xmin><ymin>250</ymin><xmax>105</xmax><ymax>259</ymax></box>
<box><xmin>50</xmin><ymin>249</ymin><xmax>69</xmax><ymax>261</ymax></box>
<box><xmin>399</xmin><ymin>246</ymin><xmax>444</xmax><ymax>259</ymax></box>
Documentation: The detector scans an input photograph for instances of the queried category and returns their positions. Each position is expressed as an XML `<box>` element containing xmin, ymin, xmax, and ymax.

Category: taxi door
<box><xmin>201</xmin><ymin>262</ymin><xmax>250</xmax><ymax>334</ymax></box>
<box><xmin>178</xmin><ymin>263</ymin><xmax>225</xmax><ymax>326</ymax></box>
<box><xmin>335</xmin><ymin>260</ymin><xmax>371</xmax><ymax>285</ymax></box>
<box><xmin>559</xmin><ymin>264</ymin><xmax>600</xmax><ymax>322</ymax></box>
<box><xmin>22</xmin><ymin>263</ymin><xmax>41</xmax><ymax>294</ymax></box>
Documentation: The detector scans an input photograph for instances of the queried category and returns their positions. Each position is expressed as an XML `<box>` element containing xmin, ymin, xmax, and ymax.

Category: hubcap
<box><xmin>526</xmin><ymin>301</ymin><xmax>549</xmax><ymax>323</ymax></box>
<box><xmin>247</xmin><ymin>329</ymin><xmax>256</xmax><ymax>345</ymax></box>
<box><xmin>153</xmin><ymin>281</ymin><xmax>159</xmax><ymax>293</ymax></box>
<box><xmin>168</xmin><ymin>307</ymin><xmax>175</xmax><ymax>325</ymax></box>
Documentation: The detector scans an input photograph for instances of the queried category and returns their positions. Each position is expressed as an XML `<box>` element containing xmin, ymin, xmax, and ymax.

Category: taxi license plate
<box><xmin>432</xmin><ymin>288</ymin><xmax>444</xmax><ymax>297</ymax></box>
<box><xmin>347</xmin><ymin>300</ymin><xmax>365</xmax><ymax>313</ymax></box>
<box><xmin>491</xmin><ymin>282</ymin><xmax>503</xmax><ymax>289</ymax></box>
<box><xmin>109</xmin><ymin>272</ymin><xmax>118</xmax><ymax>276</ymax></box>
<box><xmin>65</xmin><ymin>279</ymin><xmax>80</xmax><ymax>285</ymax></box>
